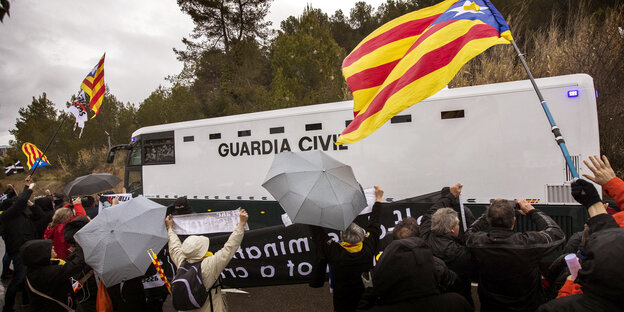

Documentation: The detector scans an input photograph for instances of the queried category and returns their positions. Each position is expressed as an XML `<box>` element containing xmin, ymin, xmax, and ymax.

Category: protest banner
<box><xmin>200</xmin><ymin>191</ymin><xmax>441</xmax><ymax>288</ymax></box>
<box><xmin>172</xmin><ymin>208</ymin><xmax>250</xmax><ymax>235</ymax></box>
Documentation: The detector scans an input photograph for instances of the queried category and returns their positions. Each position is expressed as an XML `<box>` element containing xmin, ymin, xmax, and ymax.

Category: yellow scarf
<box><xmin>202</xmin><ymin>251</ymin><xmax>214</xmax><ymax>259</ymax></box>
<box><xmin>339</xmin><ymin>241</ymin><xmax>363</xmax><ymax>253</ymax></box>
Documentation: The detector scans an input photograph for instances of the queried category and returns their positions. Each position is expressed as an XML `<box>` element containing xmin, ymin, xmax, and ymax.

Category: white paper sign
<box><xmin>359</xmin><ymin>187</ymin><xmax>377</xmax><ymax>215</ymax></box>
<box><xmin>172</xmin><ymin>208</ymin><xmax>249</xmax><ymax>235</ymax></box>
<box><xmin>281</xmin><ymin>213</ymin><xmax>293</xmax><ymax>227</ymax></box>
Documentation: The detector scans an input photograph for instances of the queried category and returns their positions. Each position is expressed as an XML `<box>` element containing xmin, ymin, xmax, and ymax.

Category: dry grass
<box><xmin>451</xmin><ymin>3</ymin><xmax>624</xmax><ymax>175</ymax></box>
<box><xmin>0</xmin><ymin>146</ymin><xmax>126</xmax><ymax>197</ymax></box>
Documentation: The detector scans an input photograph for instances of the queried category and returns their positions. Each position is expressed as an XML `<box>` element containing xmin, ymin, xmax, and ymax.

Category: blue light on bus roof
<box><xmin>131</xmin><ymin>137</ymin><xmax>137</xmax><ymax>143</ymax></box>
<box><xmin>567</xmin><ymin>90</ymin><xmax>579</xmax><ymax>98</ymax></box>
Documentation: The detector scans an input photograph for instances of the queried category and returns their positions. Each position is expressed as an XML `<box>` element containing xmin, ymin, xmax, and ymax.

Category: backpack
<box><xmin>171</xmin><ymin>261</ymin><xmax>222</xmax><ymax>311</ymax></box>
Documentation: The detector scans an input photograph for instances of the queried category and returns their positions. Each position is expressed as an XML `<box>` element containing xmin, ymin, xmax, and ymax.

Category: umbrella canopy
<box><xmin>262</xmin><ymin>150</ymin><xmax>367</xmax><ymax>231</ymax></box>
<box><xmin>64</xmin><ymin>173</ymin><xmax>121</xmax><ymax>196</ymax></box>
<box><xmin>74</xmin><ymin>196</ymin><xmax>168</xmax><ymax>286</ymax></box>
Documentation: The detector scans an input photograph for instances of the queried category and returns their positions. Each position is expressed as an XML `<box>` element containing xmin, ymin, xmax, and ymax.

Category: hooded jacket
<box><xmin>21</xmin><ymin>239</ymin><xmax>87</xmax><ymax>312</ymax></box>
<box><xmin>361</xmin><ymin>237</ymin><xmax>471</xmax><ymax>312</ymax></box>
<box><xmin>465</xmin><ymin>209</ymin><xmax>565</xmax><ymax>312</ymax></box>
<box><xmin>167</xmin><ymin>223</ymin><xmax>244</xmax><ymax>312</ymax></box>
<box><xmin>537</xmin><ymin>227</ymin><xmax>624</xmax><ymax>312</ymax></box>
<box><xmin>0</xmin><ymin>186</ymin><xmax>37</xmax><ymax>254</ymax></box>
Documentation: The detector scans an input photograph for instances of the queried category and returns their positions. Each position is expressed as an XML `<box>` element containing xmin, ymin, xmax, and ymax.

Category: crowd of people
<box><xmin>308</xmin><ymin>155</ymin><xmax>624</xmax><ymax>312</ymax></box>
<box><xmin>0</xmin><ymin>155</ymin><xmax>623</xmax><ymax>312</ymax></box>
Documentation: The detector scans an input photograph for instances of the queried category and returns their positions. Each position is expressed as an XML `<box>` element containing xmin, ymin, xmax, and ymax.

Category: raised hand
<box><xmin>583</xmin><ymin>155</ymin><xmax>616</xmax><ymax>186</ymax></box>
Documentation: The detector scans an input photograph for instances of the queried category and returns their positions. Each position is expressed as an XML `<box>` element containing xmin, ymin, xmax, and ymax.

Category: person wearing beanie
<box><xmin>165</xmin><ymin>209</ymin><xmax>248</xmax><ymax>312</ymax></box>
<box><xmin>167</xmin><ymin>196</ymin><xmax>194</xmax><ymax>216</ymax></box>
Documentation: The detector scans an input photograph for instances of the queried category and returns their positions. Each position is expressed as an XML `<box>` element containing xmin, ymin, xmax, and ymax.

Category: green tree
<box><xmin>9</xmin><ymin>93</ymin><xmax>60</xmax><ymax>164</ymax></box>
<box><xmin>270</xmin><ymin>6</ymin><xmax>347</xmax><ymax>108</ymax></box>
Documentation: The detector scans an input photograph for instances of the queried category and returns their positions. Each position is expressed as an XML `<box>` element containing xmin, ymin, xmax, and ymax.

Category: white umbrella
<box><xmin>262</xmin><ymin>150</ymin><xmax>367</xmax><ymax>231</ymax></box>
<box><xmin>74</xmin><ymin>196</ymin><xmax>168</xmax><ymax>286</ymax></box>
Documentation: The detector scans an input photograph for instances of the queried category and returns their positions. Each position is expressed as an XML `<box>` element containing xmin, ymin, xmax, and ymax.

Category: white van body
<box><xmin>132</xmin><ymin>74</ymin><xmax>599</xmax><ymax>205</ymax></box>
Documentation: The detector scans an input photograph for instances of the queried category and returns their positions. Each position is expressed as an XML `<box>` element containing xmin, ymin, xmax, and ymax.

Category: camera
<box><xmin>504</xmin><ymin>199</ymin><xmax>521</xmax><ymax>210</ymax></box>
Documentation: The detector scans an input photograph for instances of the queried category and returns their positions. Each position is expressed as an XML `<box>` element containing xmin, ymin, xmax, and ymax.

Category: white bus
<box><xmin>108</xmin><ymin>74</ymin><xmax>599</xmax><ymax>228</ymax></box>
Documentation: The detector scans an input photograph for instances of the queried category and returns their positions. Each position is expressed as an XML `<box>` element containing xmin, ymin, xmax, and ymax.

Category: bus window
<box><xmin>126</xmin><ymin>169</ymin><xmax>143</xmax><ymax>195</ymax></box>
<box><xmin>128</xmin><ymin>141</ymin><xmax>142</xmax><ymax>166</ymax></box>
<box><xmin>143</xmin><ymin>131</ymin><xmax>175</xmax><ymax>165</ymax></box>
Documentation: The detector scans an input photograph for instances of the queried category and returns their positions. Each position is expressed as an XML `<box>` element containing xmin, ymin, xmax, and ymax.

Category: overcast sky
<box><xmin>0</xmin><ymin>0</ymin><xmax>387</xmax><ymax>146</ymax></box>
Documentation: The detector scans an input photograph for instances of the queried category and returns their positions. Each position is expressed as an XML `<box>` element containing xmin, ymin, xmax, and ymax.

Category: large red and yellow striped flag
<box><xmin>80</xmin><ymin>53</ymin><xmax>106</xmax><ymax>118</ymax></box>
<box><xmin>21</xmin><ymin>142</ymin><xmax>51</xmax><ymax>170</ymax></box>
<box><xmin>338</xmin><ymin>0</ymin><xmax>513</xmax><ymax>144</ymax></box>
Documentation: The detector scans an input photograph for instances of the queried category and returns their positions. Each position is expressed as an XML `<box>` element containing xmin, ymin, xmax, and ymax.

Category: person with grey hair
<box><xmin>309</xmin><ymin>186</ymin><xmax>384</xmax><ymax>312</ymax></box>
<box><xmin>465</xmin><ymin>198</ymin><xmax>565</xmax><ymax>312</ymax></box>
<box><xmin>420</xmin><ymin>184</ymin><xmax>474</xmax><ymax>307</ymax></box>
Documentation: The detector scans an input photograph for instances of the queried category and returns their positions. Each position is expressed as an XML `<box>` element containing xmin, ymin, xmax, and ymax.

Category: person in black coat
<box><xmin>165</xmin><ymin>196</ymin><xmax>194</xmax><ymax>216</ymax></box>
<box><xmin>64</xmin><ymin>215</ymin><xmax>97</xmax><ymax>312</ymax></box>
<box><xmin>1</xmin><ymin>182</ymin><xmax>37</xmax><ymax>312</ymax></box>
<box><xmin>32</xmin><ymin>196</ymin><xmax>54</xmax><ymax>239</ymax></box>
<box><xmin>20</xmin><ymin>239</ymin><xmax>87</xmax><ymax>312</ymax></box>
<box><xmin>359</xmin><ymin>237</ymin><xmax>471</xmax><ymax>312</ymax></box>
<box><xmin>537</xmin><ymin>227</ymin><xmax>624</xmax><ymax>312</ymax></box>
<box><xmin>309</xmin><ymin>186</ymin><xmax>384</xmax><ymax>312</ymax></box>
<box><xmin>420</xmin><ymin>183</ymin><xmax>474</xmax><ymax>307</ymax></box>
<box><xmin>465</xmin><ymin>198</ymin><xmax>565</xmax><ymax>312</ymax></box>
<box><xmin>537</xmin><ymin>179</ymin><xmax>623</xmax><ymax>311</ymax></box>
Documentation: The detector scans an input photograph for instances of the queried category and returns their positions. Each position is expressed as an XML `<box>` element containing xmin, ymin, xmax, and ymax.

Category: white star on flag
<box><xmin>447</xmin><ymin>1</ymin><xmax>489</xmax><ymax>17</ymax></box>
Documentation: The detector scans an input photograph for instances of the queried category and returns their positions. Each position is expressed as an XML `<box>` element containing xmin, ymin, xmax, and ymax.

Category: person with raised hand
<box><xmin>581</xmin><ymin>155</ymin><xmax>624</xmax><ymax>227</ymax></box>
<box><xmin>165</xmin><ymin>209</ymin><xmax>247</xmax><ymax>312</ymax></box>
<box><xmin>1</xmin><ymin>179</ymin><xmax>37</xmax><ymax>312</ymax></box>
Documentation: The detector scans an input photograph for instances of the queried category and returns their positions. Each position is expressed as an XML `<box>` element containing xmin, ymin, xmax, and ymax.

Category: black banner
<box><xmin>208</xmin><ymin>191</ymin><xmax>444</xmax><ymax>288</ymax></box>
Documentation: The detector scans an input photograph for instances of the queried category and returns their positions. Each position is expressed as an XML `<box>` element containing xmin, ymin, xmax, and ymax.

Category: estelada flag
<box><xmin>338</xmin><ymin>0</ymin><xmax>513</xmax><ymax>144</ymax></box>
<box><xmin>21</xmin><ymin>142</ymin><xmax>51</xmax><ymax>170</ymax></box>
<box><xmin>80</xmin><ymin>53</ymin><xmax>106</xmax><ymax>118</ymax></box>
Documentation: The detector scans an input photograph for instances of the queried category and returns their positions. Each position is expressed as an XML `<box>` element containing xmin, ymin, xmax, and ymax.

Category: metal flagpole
<box><xmin>510</xmin><ymin>40</ymin><xmax>579</xmax><ymax>179</ymax></box>
<box><xmin>29</xmin><ymin>114</ymin><xmax>67</xmax><ymax>177</ymax></box>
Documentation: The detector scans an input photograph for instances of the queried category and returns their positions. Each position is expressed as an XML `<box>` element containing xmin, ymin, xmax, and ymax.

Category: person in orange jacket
<box><xmin>581</xmin><ymin>155</ymin><xmax>624</xmax><ymax>227</ymax></box>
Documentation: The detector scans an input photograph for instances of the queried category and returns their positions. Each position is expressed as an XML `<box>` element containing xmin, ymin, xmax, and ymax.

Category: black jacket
<box><xmin>359</xmin><ymin>237</ymin><xmax>471</xmax><ymax>312</ymax></box>
<box><xmin>420</xmin><ymin>187</ymin><xmax>474</xmax><ymax>305</ymax></box>
<box><xmin>537</xmin><ymin>227</ymin><xmax>624</xmax><ymax>312</ymax></box>
<box><xmin>0</xmin><ymin>186</ymin><xmax>37</xmax><ymax>254</ymax></box>
<box><xmin>32</xmin><ymin>197</ymin><xmax>54</xmax><ymax>239</ymax></box>
<box><xmin>21</xmin><ymin>239</ymin><xmax>87</xmax><ymax>312</ymax></box>
<box><xmin>310</xmin><ymin>202</ymin><xmax>382</xmax><ymax>312</ymax></box>
<box><xmin>465</xmin><ymin>209</ymin><xmax>565</xmax><ymax>312</ymax></box>
<box><xmin>420</xmin><ymin>187</ymin><xmax>475</xmax><ymax>240</ymax></box>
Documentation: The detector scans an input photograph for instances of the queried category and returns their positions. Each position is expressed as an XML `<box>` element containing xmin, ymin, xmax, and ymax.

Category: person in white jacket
<box><xmin>165</xmin><ymin>209</ymin><xmax>247</xmax><ymax>312</ymax></box>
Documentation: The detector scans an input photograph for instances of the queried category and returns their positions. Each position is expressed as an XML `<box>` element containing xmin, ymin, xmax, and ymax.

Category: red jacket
<box><xmin>602</xmin><ymin>177</ymin><xmax>624</xmax><ymax>227</ymax></box>
<box><xmin>557</xmin><ymin>279</ymin><xmax>583</xmax><ymax>298</ymax></box>
<box><xmin>44</xmin><ymin>223</ymin><xmax>71</xmax><ymax>259</ymax></box>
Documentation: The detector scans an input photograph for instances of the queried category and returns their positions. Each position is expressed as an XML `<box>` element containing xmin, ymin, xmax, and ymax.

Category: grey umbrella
<box><xmin>64</xmin><ymin>173</ymin><xmax>121</xmax><ymax>196</ymax></box>
<box><xmin>74</xmin><ymin>196</ymin><xmax>168</xmax><ymax>286</ymax></box>
<box><xmin>262</xmin><ymin>150</ymin><xmax>367</xmax><ymax>231</ymax></box>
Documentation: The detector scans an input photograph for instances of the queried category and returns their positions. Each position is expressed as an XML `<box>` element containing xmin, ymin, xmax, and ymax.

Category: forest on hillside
<box><xmin>2</xmin><ymin>0</ymin><xmax>624</xmax><ymax>182</ymax></box>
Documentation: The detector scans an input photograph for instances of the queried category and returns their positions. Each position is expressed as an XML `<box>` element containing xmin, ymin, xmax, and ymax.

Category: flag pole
<box><xmin>29</xmin><ymin>114</ymin><xmax>67</xmax><ymax>177</ymax></box>
<box><xmin>510</xmin><ymin>40</ymin><xmax>579</xmax><ymax>179</ymax></box>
